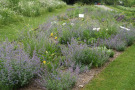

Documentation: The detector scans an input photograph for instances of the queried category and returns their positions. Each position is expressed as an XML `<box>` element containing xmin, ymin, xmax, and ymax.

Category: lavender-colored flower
<box><xmin>0</xmin><ymin>41</ymin><xmax>41</xmax><ymax>87</ymax></box>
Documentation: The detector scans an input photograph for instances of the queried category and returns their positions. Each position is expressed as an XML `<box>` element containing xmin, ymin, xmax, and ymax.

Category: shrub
<box><xmin>58</xmin><ymin>21</ymin><xmax>84</xmax><ymax>44</ymax></box>
<box><xmin>123</xmin><ymin>0</ymin><xmax>135</xmax><ymax>7</ymax></box>
<box><xmin>103</xmin><ymin>0</ymin><xmax>118</xmax><ymax>5</ymax></box>
<box><xmin>91</xmin><ymin>47</ymin><xmax>110</xmax><ymax>67</ymax></box>
<box><xmin>17</xmin><ymin>0</ymin><xmax>41</xmax><ymax>17</ymax></box>
<box><xmin>0</xmin><ymin>8</ymin><xmax>21</xmax><ymax>25</ymax></box>
<box><xmin>61</xmin><ymin>38</ymin><xmax>92</xmax><ymax>66</ymax></box>
<box><xmin>118</xmin><ymin>29</ymin><xmax>135</xmax><ymax>46</ymax></box>
<box><xmin>100</xmin><ymin>34</ymin><xmax>127</xmax><ymax>51</ymax></box>
<box><xmin>99</xmin><ymin>28</ymin><xmax>135</xmax><ymax>51</ymax></box>
<box><xmin>0</xmin><ymin>41</ymin><xmax>41</xmax><ymax>88</ymax></box>
<box><xmin>39</xmin><ymin>0</ymin><xmax>66</xmax><ymax>12</ymax></box>
<box><xmin>61</xmin><ymin>39</ymin><xmax>110</xmax><ymax>67</ymax></box>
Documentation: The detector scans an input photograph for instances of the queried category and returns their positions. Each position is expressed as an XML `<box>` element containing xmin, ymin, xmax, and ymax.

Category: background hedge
<box><xmin>62</xmin><ymin>0</ymin><xmax>135</xmax><ymax>7</ymax></box>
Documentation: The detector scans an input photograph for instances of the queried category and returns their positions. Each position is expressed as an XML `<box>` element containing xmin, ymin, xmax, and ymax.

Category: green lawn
<box><xmin>83</xmin><ymin>44</ymin><xmax>135</xmax><ymax>90</ymax></box>
<box><xmin>0</xmin><ymin>6</ymin><xmax>71</xmax><ymax>41</ymax></box>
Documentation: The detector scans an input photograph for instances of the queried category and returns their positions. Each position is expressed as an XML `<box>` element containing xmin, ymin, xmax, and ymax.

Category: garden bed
<box><xmin>19</xmin><ymin>51</ymin><xmax>122</xmax><ymax>90</ymax></box>
<box><xmin>0</xmin><ymin>5</ymin><xmax>135</xmax><ymax>90</ymax></box>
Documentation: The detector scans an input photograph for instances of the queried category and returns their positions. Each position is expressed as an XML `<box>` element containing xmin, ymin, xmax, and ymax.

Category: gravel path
<box><xmin>95</xmin><ymin>5</ymin><xmax>113</xmax><ymax>11</ymax></box>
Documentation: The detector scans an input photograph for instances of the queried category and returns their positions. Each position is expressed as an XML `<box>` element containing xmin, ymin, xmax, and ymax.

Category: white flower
<box><xmin>62</xmin><ymin>23</ymin><xmax>66</xmax><ymax>26</ymax></box>
<box><xmin>93</xmin><ymin>28</ymin><xmax>97</xmax><ymax>30</ymax></box>
<box><xmin>71</xmin><ymin>23</ymin><xmax>74</xmax><ymax>26</ymax></box>
<box><xmin>106</xmin><ymin>29</ymin><xmax>108</xmax><ymax>31</ymax></box>
<box><xmin>97</xmin><ymin>28</ymin><xmax>100</xmax><ymax>31</ymax></box>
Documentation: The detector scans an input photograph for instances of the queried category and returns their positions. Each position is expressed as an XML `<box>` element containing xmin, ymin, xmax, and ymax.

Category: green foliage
<box><xmin>0</xmin><ymin>8</ymin><xmax>21</xmax><ymax>26</ymax></box>
<box><xmin>92</xmin><ymin>47</ymin><xmax>110</xmax><ymax>67</ymax></box>
<box><xmin>103</xmin><ymin>0</ymin><xmax>135</xmax><ymax>6</ymax></box>
<box><xmin>0</xmin><ymin>41</ymin><xmax>41</xmax><ymax>88</ymax></box>
<box><xmin>39</xmin><ymin>70</ymin><xmax>77</xmax><ymax>90</ymax></box>
<box><xmin>107</xmin><ymin>49</ymin><xmax>114</xmax><ymax>57</ymax></box>
<box><xmin>84</xmin><ymin>44</ymin><xmax>135</xmax><ymax>90</ymax></box>
<box><xmin>17</xmin><ymin>0</ymin><xmax>41</xmax><ymax>17</ymax></box>
<box><xmin>123</xmin><ymin>0</ymin><xmax>135</xmax><ymax>7</ymax></box>
<box><xmin>20</xmin><ymin>31</ymin><xmax>60</xmax><ymax>59</ymax></box>
<box><xmin>66</xmin><ymin>8</ymin><xmax>84</xmax><ymax>19</ymax></box>
<box><xmin>8</xmin><ymin>0</ymin><xmax>20</xmax><ymax>5</ymax></box>
<box><xmin>103</xmin><ymin>0</ymin><xmax>118</xmax><ymax>5</ymax></box>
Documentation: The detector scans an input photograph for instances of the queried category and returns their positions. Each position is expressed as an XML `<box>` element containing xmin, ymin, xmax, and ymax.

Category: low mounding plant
<box><xmin>58</xmin><ymin>21</ymin><xmax>84</xmax><ymax>44</ymax></box>
<box><xmin>61</xmin><ymin>38</ymin><xmax>110</xmax><ymax>67</ymax></box>
<box><xmin>38</xmin><ymin>68</ymin><xmax>77</xmax><ymax>90</ymax></box>
<box><xmin>0</xmin><ymin>41</ymin><xmax>41</xmax><ymax>88</ymax></box>
<box><xmin>118</xmin><ymin>29</ymin><xmax>135</xmax><ymax>46</ymax></box>
<box><xmin>101</xmin><ymin>34</ymin><xmax>127</xmax><ymax>51</ymax></box>
<box><xmin>99</xmin><ymin>29</ymin><xmax>135</xmax><ymax>51</ymax></box>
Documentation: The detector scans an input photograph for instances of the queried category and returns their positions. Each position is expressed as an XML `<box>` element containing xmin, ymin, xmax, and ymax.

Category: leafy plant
<box><xmin>38</xmin><ymin>69</ymin><xmax>77</xmax><ymax>90</ymax></box>
<box><xmin>0</xmin><ymin>41</ymin><xmax>41</xmax><ymax>88</ymax></box>
<box><xmin>61</xmin><ymin>39</ymin><xmax>110</xmax><ymax>67</ymax></box>
<box><xmin>0</xmin><ymin>8</ymin><xmax>21</xmax><ymax>25</ymax></box>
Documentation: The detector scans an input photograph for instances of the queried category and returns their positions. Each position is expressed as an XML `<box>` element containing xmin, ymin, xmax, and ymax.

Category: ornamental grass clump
<box><xmin>0</xmin><ymin>41</ymin><xmax>41</xmax><ymax>88</ymax></box>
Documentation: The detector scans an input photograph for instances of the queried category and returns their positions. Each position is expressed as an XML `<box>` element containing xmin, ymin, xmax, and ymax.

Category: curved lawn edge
<box><xmin>82</xmin><ymin>44</ymin><xmax>135</xmax><ymax>90</ymax></box>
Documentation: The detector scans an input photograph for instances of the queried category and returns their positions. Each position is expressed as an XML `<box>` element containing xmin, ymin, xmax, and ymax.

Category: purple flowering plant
<box><xmin>0</xmin><ymin>41</ymin><xmax>41</xmax><ymax>88</ymax></box>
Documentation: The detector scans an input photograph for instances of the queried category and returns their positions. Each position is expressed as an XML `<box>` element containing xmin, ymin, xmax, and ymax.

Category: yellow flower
<box><xmin>50</xmin><ymin>33</ymin><xmax>53</xmax><ymax>37</ymax></box>
<box><xmin>55</xmin><ymin>37</ymin><xmax>57</xmax><ymax>40</ymax></box>
<box><xmin>46</xmin><ymin>51</ymin><xmax>48</xmax><ymax>54</ymax></box>
<box><xmin>43</xmin><ymin>61</ymin><xmax>46</xmax><ymax>64</ymax></box>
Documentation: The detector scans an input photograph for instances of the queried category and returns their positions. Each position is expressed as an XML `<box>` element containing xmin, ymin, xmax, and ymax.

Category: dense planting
<box><xmin>0</xmin><ymin>41</ymin><xmax>41</xmax><ymax>88</ymax></box>
<box><xmin>0</xmin><ymin>5</ymin><xmax>135</xmax><ymax>89</ymax></box>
